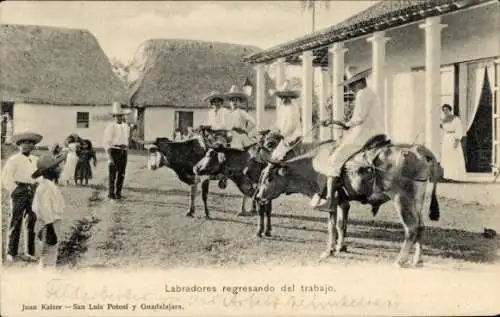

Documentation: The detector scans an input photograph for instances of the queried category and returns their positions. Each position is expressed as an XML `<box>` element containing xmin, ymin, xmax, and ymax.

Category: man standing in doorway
<box><xmin>103</xmin><ymin>102</ymin><xmax>132</xmax><ymax>201</ymax></box>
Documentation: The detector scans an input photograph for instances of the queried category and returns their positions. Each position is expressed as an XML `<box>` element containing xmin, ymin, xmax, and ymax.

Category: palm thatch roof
<box><xmin>0</xmin><ymin>24</ymin><xmax>125</xmax><ymax>105</ymax></box>
<box><xmin>244</xmin><ymin>0</ymin><xmax>492</xmax><ymax>65</ymax></box>
<box><xmin>127</xmin><ymin>39</ymin><xmax>276</xmax><ymax>109</ymax></box>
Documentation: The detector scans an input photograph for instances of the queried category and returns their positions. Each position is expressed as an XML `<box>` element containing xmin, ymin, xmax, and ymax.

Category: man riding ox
<box><xmin>311</xmin><ymin>66</ymin><xmax>386</xmax><ymax>209</ymax></box>
<box><xmin>268</xmin><ymin>81</ymin><xmax>303</xmax><ymax>161</ymax></box>
<box><xmin>225</xmin><ymin>85</ymin><xmax>256</xmax><ymax>150</ymax></box>
<box><xmin>255</xmin><ymin>68</ymin><xmax>442</xmax><ymax>267</ymax></box>
<box><xmin>204</xmin><ymin>90</ymin><xmax>232</xmax><ymax>147</ymax></box>
<box><xmin>140</xmin><ymin>90</ymin><xmax>248</xmax><ymax>218</ymax></box>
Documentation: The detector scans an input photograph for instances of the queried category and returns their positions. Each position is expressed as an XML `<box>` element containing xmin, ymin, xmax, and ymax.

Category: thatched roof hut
<box><xmin>0</xmin><ymin>24</ymin><xmax>125</xmax><ymax>105</ymax></box>
<box><xmin>127</xmin><ymin>39</ymin><xmax>276</xmax><ymax>109</ymax></box>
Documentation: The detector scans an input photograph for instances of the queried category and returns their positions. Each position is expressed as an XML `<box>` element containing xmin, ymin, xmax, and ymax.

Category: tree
<box><xmin>110</xmin><ymin>57</ymin><xmax>129</xmax><ymax>87</ymax></box>
<box><xmin>300</xmin><ymin>0</ymin><xmax>331</xmax><ymax>33</ymax></box>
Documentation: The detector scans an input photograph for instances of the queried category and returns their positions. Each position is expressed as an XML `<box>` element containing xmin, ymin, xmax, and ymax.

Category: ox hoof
<box><xmin>411</xmin><ymin>260</ymin><xmax>424</xmax><ymax>268</ymax></box>
<box><xmin>205</xmin><ymin>215</ymin><xmax>211</xmax><ymax>220</ymax></box>
<box><xmin>319</xmin><ymin>250</ymin><xmax>334</xmax><ymax>260</ymax></box>
<box><xmin>264</xmin><ymin>231</ymin><xmax>271</xmax><ymax>237</ymax></box>
<box><xmin>186</xmin><ymin>212</ymin><xmax>194</xmax><ymax>218</ymax></box>
<box><xmin>335</xmin><ymin>245</ymin><xmax>347</xmax><ymax>253</ymax></box>
<box><xmin>394</xmin><ymin>260</ymin><xmax>410</xmax><ymax>269</ymax></box>
<box><xmin>257</xmin><ymin>232</ymin><xmax>263</xmax><ymax>238</ymax></box>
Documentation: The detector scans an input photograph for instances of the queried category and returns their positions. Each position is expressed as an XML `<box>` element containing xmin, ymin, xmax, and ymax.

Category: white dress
<box><xmin>440</xmin><ymin>116</ymin><xmax>467</xmax><ymax>181</ymax></box>
<box><xmin>59</xmin><ymin>142</ymin><xmax>80</xmax><ymax>184</ymax></box>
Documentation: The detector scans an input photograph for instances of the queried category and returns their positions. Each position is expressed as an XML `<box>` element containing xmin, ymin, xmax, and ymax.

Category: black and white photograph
<box><xmin>1</xmin><ymin>1</ymin><xmax>499</xmax><ymax>316</ymax></box>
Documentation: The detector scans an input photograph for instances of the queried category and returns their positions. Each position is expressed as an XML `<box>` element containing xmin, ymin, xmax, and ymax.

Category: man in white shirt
<box><xmin>225</xmin><ymin>85</ymin><xmax>256</xmax><ymax>149</ymax></box>
<box><xmin>311</xmin><ymin>66</ymin><xmax>385</xmax><ymax>208</ymax></box>
<box><xmin>270</xmin><ymin>81</ymin><xmax>302</xmax><ymax>161</ymax></box>
<box><xmin>204</xmin><ymin>90</ymin><xmax>231</xmax><ymax>130</ymax></box>
<box><xmin>203</xmin><ymin>90</ymin><xmax>232</xmax><ymax>147</ymax></box>
<box><xmin>1</xmin><ymin>131</ymin><xmax>42</xmax><ymax>262</ymax></box>
<box><xmin>102</xmin><ymin>102</ymin><xmax>133</xmax><ymax>200</ymax></box>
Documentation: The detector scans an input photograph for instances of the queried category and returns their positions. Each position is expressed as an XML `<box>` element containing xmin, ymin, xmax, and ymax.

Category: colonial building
<box><xmin>0</xmin><ymin>24</ymin><xmax>125</xmax><ymax>148</ymax></box>
<box><xmin>126</xmin><ymin>39</ymin><xmax>276</xmax><ymax>142</ymax></box>
<box><xmin>244</xmin><ymin>0</ymin><xmax>499</xmax><ymax>181</ymax></box>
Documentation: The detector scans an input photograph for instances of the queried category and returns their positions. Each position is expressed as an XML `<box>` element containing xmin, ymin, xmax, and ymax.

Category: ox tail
<box><xmin>428</xmin><ymin>156</ymin><xmax>441</xmax><ymax>222</ymax></box>
<box><xmin>428</xmin><ymin>179</ymin><xmax>440</xmax><ymax>221</ymax></box>
<box><xmin>412</xmin><ymin>144</ymin><xmax>440</xmax><ymax>222</ymax></box>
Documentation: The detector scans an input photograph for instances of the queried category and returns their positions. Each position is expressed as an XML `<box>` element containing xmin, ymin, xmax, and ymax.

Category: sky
<box><xmin>1</xmin><ymin>1</ymin><xmax>377</xmax><ymax>64</ymax></box>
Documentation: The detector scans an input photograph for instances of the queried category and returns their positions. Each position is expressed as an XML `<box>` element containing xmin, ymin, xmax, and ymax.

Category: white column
<box><xmin>275</xmin><ymin>58</ymin><xmax>286</xmax><ymax>119</ymax></box>
<box><xmin>367</xmin><ymin>31</ymin><xmax>390</xmax><ymax>135</ymax></box>
<box><xmin>319</xmin><ymin>68</ymin><xmax>330</xmax><ymax>141</ymax></box>
<box><xmin>330</xmin><ymin>43</ymin><xmax>348</xmax><ymax>141</ymax></box>
<box><xmin>255</xmin><ymin>63</ymin><xmax>266</xmax><ymax>131</ymax></box>
<box><xmin>302</xmin><ymin>50</ymin><xmax>314</xmax><ymax>142</ymax></box>
<box><xmin>419</xmin><ymin>17</ymin><xmax>447</xmax><ymax>158</ymax></box>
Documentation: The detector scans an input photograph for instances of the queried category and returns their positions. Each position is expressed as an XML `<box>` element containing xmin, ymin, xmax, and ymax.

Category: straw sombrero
<box><xmin>225</xmin><ymin>85</ymin><xmax>248</xmax><ymax>100</ymax></box>
<box><xmin>110</xmin><ymin>102</ymin><xmax>132</xmax><ymax>116</ymax></box>
<box><xmin>273</xmin><ymin>81</ymin><xmax>300</xmax><ymax>98</ymax></box>
<box><xmin>32</xmin><ymin>153</ymin><xmax>66</xmax><ymax>179</ymax></box>
<box><xmin>203</xmin><ymin>90</ymin><xmax>226</xmax><ymax>102</ymax></box>
<box><xmin>11</xmin><ymin>132</ymin><xmax>43</xmax><ymax>145</ymax></box>
<box><xmin>339</xmin><ymin>66</ymin><xmax>372</xmax><ymax>86</ymax></box>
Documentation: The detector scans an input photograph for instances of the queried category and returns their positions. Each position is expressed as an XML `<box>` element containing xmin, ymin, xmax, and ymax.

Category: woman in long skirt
<box><xmin>59</xmin><ymin>134</ymin><xmax>81</xmax><ymax>185</ymax></box>
<box><xmin>440</xmin><ymin>104</ymin><xmax>467</xmax><ymax>181</ymax></box>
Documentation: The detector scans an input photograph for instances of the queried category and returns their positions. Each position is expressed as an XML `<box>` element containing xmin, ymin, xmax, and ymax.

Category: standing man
<box><xmin>269</xmin><ymin>81</ymin><xmax>302</xmax><ymax>161</ymax></box>
<box><xmin>103</xmin><ymin>102</ymin><xmax>132</xmax><ymax>200</ymax></box>
<box><xmin>311</xmin><ymin>66</ymin><xmax>385</xmax><ymax>208</ymax></box>
<box><xmin>2</xmin><ymin>131</ymin><xmax>42</xmax><ymax>262</ymax></box>
<box><xmin>225</xmin><ymin>85</ymin><xmax>256</xmax><ymax>149</ymax></box>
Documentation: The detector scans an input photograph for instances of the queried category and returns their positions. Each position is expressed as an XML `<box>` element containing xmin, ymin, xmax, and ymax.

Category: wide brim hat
<box><xmin>11</xmin><ymin>132</ymin><xmax>43</xmax><ymax>145</ymax></box>
<box><xmin>203</xmin><ymin>90</ymin><xmax>227</xmax><ymax>103</ymax></box>
<box><xmin>339</xmin><ymin>66</ymin><xmax>372</xmax><ymax>86</ymax></box>
<box><xmin>225</xmin><ymin>85</ymin><xmax>248</xmax><ymax>100</ymax></box>
<box><xmin>32</xmin><ymin>153</ymin><xmax>66</xmax><ymax>179</ymax></box>
<box><xmin>110</xmin><ymin>102</ymin><xmax>132</xmax><ymax>116</ymax></box>
<box><xmin>273</xmin><ymin>81</ymin><xmax>300</xmax><ymax>98</ymax></box>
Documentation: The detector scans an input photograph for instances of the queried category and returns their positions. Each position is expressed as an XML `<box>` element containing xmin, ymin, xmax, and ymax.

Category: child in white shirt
<box><xmin>31</xmin><ymin>153</ymin><xmax>66</xmax><ymax>268</ymax></box>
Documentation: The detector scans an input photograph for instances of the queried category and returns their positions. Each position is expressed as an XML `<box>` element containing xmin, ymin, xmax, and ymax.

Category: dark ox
<box><xmin>256</xmin><ymin>136</ymin><xmax>441</xmax><ymax>268</ymax></box>
<box><xmin>193</xmin><ymin>144</ymin><xmax>273</xmax><ymax>235</ymax></box>
<box><xmin>144</xmin><ymin>136</ymin><xmax>246</xmax><ymax>218</ymax></box>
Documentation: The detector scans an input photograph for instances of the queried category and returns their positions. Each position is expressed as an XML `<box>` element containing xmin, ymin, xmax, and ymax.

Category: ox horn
<box><xmin>132</xmin><ymin>137</ymin><xmax>155</xmax><ymax>145</ymax></box>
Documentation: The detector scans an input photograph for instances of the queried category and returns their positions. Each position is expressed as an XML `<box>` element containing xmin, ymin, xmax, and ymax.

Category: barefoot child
<box><xmin>76</xmin><ymin>139</ymin><xmax>97</xmax><ymax>185</ymax></box>
<box><xmin>50</xmin><ymin>143</ymin><xmax>63</xmax><ymax>184</ymax></box>
<box><xmin>31</xmin><ymin>153</ymin><xmax>66</xmax><ymax>268</ymax></box>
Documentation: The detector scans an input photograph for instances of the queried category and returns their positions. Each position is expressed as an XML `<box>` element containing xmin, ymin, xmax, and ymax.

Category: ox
<box><xmin>255</xmin><ymin>135</ymin><xmax>441</xmax><ymax>267</ymax></box>
<box><xmin>140</xmin><ymin>135</ymin><xmax>249</xmax><ymax>218</ymax></box>
<box><xmin>193</xmin><ymin>143</ymin><xmax>272</xmax><ymax>232</ymax></box>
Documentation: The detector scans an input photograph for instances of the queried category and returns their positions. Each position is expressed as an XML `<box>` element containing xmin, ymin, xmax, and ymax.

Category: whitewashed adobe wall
<box><xmin>13</xmin><ymin>103</ymin><xmax>114</xmax><ymax>148</ymax></box>
<box><xmin>144</xmin><ymin>107</ymin><xmax>277</xmax><ymax>141</ymax></box>
<box><xmin>344</xmin><ymin>3</ymin><xmax>499</xmax><ymax>146</ymax></box>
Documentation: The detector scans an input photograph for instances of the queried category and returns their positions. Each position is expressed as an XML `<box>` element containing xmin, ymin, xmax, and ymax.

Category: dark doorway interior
<box><xmin>466</xmin><ymin>69</ymin><xmax>493</xmax><ymax>173</ymax></box>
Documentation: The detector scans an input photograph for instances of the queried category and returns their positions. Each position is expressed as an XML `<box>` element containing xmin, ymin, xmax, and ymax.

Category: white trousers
<box><xmin>230</xmin><ymin>132</ymin><xmax>254</xmax><ymax>150</ymax></box>
<box><xmin>313</xmin><ymin>142</ymin><xmax>363</xmax><ymax>177</ymax></box>
<box><xmin>270</xmin><ymin>139</ymin><xmax>292</xmax><ymax>161</ymax></box>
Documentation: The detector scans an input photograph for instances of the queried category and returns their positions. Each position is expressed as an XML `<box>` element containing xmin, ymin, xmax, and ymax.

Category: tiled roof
<box><xmin>243</xmin><ymin>0</ymin><xmax>492</xmax><ymax>64</ymax></box>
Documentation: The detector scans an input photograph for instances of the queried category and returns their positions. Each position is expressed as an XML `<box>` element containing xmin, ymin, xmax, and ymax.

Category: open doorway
<box><xmin>465</xmin><ymin>63</ymin><xmax>494</xmax><ymax>173</ymax></box>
